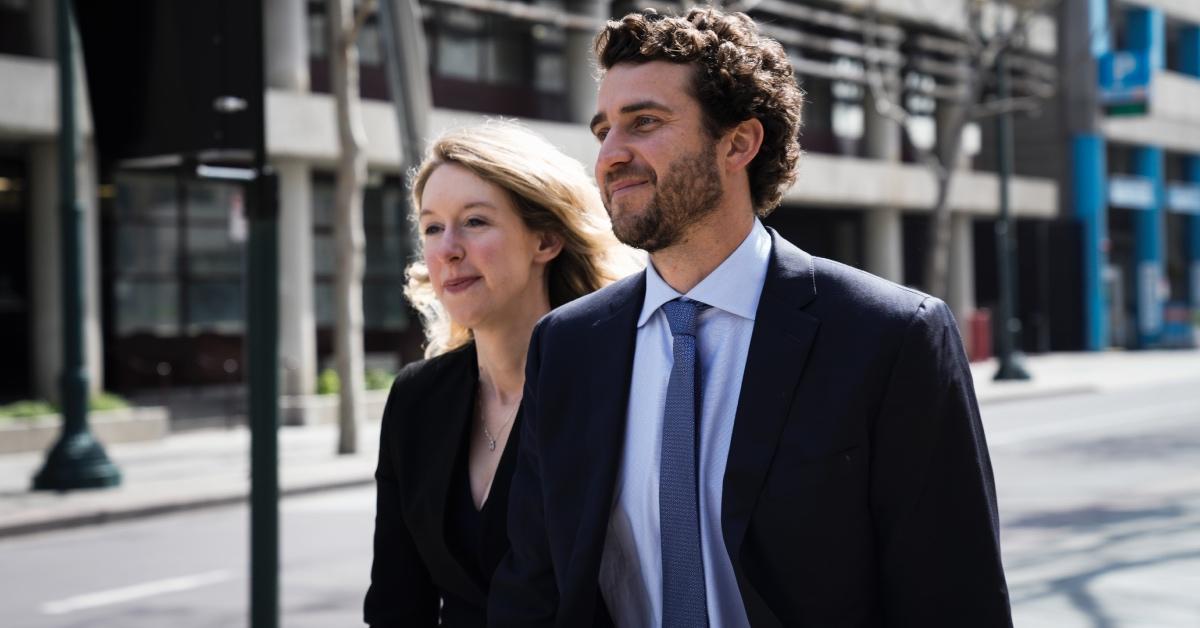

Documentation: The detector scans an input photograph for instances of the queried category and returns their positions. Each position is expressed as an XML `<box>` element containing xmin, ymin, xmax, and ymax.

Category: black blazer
<box><xmin>489</xmin><ymin>229</ymin><xmax>1011</xmax><ymax>627</ymax></box>
<box><xmin>365</xmin><ymin>343</ymin><xmax>518</xmax><ymax>627</ymax></box>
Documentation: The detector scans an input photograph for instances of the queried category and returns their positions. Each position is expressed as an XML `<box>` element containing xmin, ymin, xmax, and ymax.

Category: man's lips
<box><xmin>442</xmin><ymin>276</ymin><xmax>480</xmax><ymax>293</ymax></box>
<box><xmin>608</xmin><ymin>179</ymin><xmax>648</xmax><ymax>198</ymax></box>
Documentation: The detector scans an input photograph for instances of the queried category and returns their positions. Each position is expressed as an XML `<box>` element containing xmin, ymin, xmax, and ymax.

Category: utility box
<box><xmin>968</xmin><ymin>308</ymin><xmax>993</xmax><ymax>362</ymax></box>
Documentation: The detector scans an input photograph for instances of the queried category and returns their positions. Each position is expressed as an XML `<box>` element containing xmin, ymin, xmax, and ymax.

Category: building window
<box><xmin>423</xmin><ymin>3</ymin><xmax>570</xmax><ymax>121</ymax></box>
<box><xmin>112</xmin><ymin>173</ymin><xmax>246</xmax><ymax>337</ymax></box>
<box><xmin>312</xmin><ymin>173</ymin><xmax>411</xmax><ymax>332</ymax></box>
<box><xmin>307</xmin><ymin>0</ymin><xmax>391</xmax><ymax>100</ymax></box>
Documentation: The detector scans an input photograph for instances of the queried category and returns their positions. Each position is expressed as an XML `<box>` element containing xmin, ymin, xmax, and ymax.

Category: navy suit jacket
<box><xmin>489</xmin><ymin>229</ymin><xmax>1012</xmax><ymax>627</ymax></box>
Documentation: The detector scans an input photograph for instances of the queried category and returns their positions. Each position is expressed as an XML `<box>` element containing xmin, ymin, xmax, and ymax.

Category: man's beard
<box><xmin>604</xmin><ymin>144</ymin><xmax>723</xmax><ymax>253</ymax></box>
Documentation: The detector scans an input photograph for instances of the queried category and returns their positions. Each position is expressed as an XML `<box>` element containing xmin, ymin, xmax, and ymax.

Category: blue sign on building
<box><xmin>1098</xmin><ymin>50</ymin><xmax>1152</xmax><ymax>106</ymax></box>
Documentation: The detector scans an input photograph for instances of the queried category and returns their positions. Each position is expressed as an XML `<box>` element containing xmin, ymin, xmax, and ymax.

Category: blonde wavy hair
<box><xmin>405</xmin><ymin>122</ymin><xmax>638</xmax><ymax>357</ymax></box>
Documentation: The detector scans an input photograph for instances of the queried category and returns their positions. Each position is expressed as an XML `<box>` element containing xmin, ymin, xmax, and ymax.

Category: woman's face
<box><xmin>418</xmin><ymin>163</ymin><xmax>560</xmax><ymax>332</ymax></box>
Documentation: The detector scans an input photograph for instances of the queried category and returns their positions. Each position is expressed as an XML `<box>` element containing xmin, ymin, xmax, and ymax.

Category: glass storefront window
<box><xmin>312</xmin><ymin>173</ymin><xmax>410</xmax><ymax>330</ymax></box>
<box><xmin>112</xmin><ymin>172</ymin><xmax>246</xmax><ymax>336</ymax></box>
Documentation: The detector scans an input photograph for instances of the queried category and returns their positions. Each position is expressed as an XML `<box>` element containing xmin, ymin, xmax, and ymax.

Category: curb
<box><xmin>976</xmin><ymin>384</ymin><xmax>1100</xmax><ymax>406</ymax></box>
<box><xmin>0</xmin><ymin>475</ymin><xmax>375</xmax><ymax>540</ymax></box>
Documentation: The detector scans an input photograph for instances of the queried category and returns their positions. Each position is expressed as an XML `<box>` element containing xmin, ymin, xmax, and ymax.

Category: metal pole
<box><xmin>993</xmin><ymin>47</ymin><xmax>1031</xmax><ymax>381</ymax></box>
<box><xmin>248</xmin><ymin>1</ymin><xmax>279</xmax><ymax>626</ymax></box>
<box><xmin>248</xmin><ymin>172</ymin><xmax>279</xmax><ymax>628</ymax></box>
<box><xmin>33</xmin><ymin>0</ymin><xmax>121</xmax><ymax>491</ymax></box>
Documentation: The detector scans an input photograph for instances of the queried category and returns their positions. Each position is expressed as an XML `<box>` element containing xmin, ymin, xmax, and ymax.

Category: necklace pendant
<box><xmin>488</xmin><ymin>439</ymin><xmax>496</xmax><ymax>452</ymax></box>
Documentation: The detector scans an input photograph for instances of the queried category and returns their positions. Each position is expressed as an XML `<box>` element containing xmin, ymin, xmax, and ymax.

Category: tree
<box><xmin>328</xmin><ymin>0</ymin><xmax>377</xmax><ymax>454</ymax></box>
<box><xmin>862</xmin><ymin>0</ymin><xmax>1057</xmax><ymax>299</ymax></box>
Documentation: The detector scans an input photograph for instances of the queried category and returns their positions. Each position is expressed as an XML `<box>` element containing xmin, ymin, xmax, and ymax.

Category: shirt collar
<box><xmin>637</xmin><ymin>219</ymin><xmax>772</xmax><ymax>327</ymax></box>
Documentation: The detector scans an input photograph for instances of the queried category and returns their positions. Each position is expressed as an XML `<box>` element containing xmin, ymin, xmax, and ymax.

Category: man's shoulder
<box><xmin>539</xmin><ymin>270</ymin><xmax>644</xmax><ymax>335</ymax></box>
<box><xmin>803</xmin><ymin>252</ymin><xmax>941</xmax><ymax>327</ymax></box>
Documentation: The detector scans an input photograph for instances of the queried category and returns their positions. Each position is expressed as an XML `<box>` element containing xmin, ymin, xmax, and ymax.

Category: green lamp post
<box><xmin>32</xmin><ymin>0</ymin><xmax>121</xmax><ymax>490</ymax></box>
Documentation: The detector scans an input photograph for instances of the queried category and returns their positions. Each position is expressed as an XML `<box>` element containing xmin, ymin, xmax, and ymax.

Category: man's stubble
<box><xmin>605</xmin><ymin>143</ymin><xmax>723</xmax><ymax>253</ymax></box>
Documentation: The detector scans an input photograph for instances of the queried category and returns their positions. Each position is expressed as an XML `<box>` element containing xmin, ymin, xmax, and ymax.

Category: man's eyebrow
<box><xmin>589</xmin><ymin>101</ymin><xmax>674</xmax><ymax>133</ymax></box>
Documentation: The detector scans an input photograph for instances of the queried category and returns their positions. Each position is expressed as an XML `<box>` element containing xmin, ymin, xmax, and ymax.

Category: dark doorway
<box><xmin>0</xmin><ymin>158</ymin><xmax>30</xmax><ymax>402</ymax></box>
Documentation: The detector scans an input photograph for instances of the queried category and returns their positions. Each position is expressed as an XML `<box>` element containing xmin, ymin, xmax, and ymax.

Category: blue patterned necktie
<box><xmin>660</xmin><ymin>298</ymin><xmax>708</xmax><ymax>628</ymax></box>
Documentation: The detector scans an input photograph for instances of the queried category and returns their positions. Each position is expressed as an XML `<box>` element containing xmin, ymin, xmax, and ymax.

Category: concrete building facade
<box><xmin>1</xmin><ymin>0</ymin><xmax>1075</xmax><ymax>407</ymax></box>
<box><xmin>1065</xmin><ymin>0</ymin><xmax>1200</xmax><ymax>350</ymax></box>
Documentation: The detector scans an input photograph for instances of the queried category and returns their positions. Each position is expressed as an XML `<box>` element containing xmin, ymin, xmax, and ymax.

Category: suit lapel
<box><xmin>722</xmin><ymin>231</ymin><xmax>820</xmax><ymax>577</ymax></box>
<box><xmin>563</xmin><ymin>273</ymin><xmax>644</xmax><ymax>616</ymax></box>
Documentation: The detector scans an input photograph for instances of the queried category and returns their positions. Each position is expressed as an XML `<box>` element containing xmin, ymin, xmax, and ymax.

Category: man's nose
<box><xmin>595</xmin><ymin>130</ymin><xmax>633</xmax><ymax>181</ymax></box>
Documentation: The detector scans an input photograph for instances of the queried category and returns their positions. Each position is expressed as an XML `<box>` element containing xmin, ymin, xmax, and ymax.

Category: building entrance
<box><xmin>0</xmin><ymin>158</ymin><xmax>30</xmax><ymax>402</ymax></box>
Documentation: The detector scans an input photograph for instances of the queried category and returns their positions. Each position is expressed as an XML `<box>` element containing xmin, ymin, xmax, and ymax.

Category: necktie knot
<box><xmin>662</xmin><ymin>298</ymin><xmax>702</xmax><ymax>338</ymax></box>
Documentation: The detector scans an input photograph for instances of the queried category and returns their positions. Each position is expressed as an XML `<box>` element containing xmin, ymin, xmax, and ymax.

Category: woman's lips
<box><xmin>442</xmin><ymin>276</ymin><xmax>480</xmax><ymax>294</ymax></box>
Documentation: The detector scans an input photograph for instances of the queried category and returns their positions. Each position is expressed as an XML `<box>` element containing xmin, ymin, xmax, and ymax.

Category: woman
<box><xmin>364</xmin><ymin>122</ymin><xmax>633</xmax><ymax>627</ymax></box>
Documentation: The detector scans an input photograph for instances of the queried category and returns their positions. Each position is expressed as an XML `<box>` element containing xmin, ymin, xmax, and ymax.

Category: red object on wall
<box><xmin>968</xmin><ymin>308</ymin><xmax>993</xmax><ymax>362</ymax></box>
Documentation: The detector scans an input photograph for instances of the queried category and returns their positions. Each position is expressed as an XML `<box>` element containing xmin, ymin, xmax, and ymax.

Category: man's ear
<box><xmin>533</xmin><ymin>230</ymin><xmax>564</xmax><ymax>264</ymax></box>
<box><xmin>724</xmin><ymin>117</ymin><xmax>764</xmax><ymax>173</ymax></box>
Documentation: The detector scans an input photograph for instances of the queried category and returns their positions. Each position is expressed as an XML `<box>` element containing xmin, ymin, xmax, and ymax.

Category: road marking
<box><xmin>988</xmin><ymin>399</ymin><xmax>1200</xmax><ymax>448</ymax></box>
<box><xmin>40</xmin><ymin>570</ymin><xmax>233</xmax><ymax>615</ymax></box>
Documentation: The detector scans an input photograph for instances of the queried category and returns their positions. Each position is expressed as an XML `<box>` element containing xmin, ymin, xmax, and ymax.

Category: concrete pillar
<box><xmin>1186</xmin><ymin>156</ymin><xmax>1200</xmax><ymax>314</ymax></box>
<box><xmin>29</xmin><ymin>141</ymin><xmax>103</xmax><ymax>403</ymax></box>
<box><xmin>565</xmin><ymin>0</ymin><xmax>609</xmax><ymax>124</ymax></box>
<box><xmin>948</xmin><ymin>212</ymin><xmax>975</xmax><ymax>326</ymax></box>
<box><xmin>1072</xmin><ymin>135</ymin><xmax>1109</xmax><ymax>351</ymax></box>
<box><xmin>29</xmin><ymin>144</ymin><xmax>62</xmax><ymax>403</ymax></box>
<box><xmin>28</xmin><ymin>0</ymin><xmax>54</xmax><ymax>58</ymax></box>
<box><xmin>1183</xmin><ymin>30</ymin><xmax>1200</xmax><ymax>315</ymax></box>
<box><xmin>266</xmin><ymin>0</ymin><xmax>310</xmax><ymax>91</ymax></box>
<box><xmin>278</xmin><ymin>160</ymin><xmax>317</xmax><ymax>396</ymax></box>
<box><xmin>266</xmin><ymin>1</ymin><xmax>317</xmax><ymax>396</ymax></box>
<box><xmin>1132</xmin><ymin>146</ymin><xmax>1165</xmax><ymax>349</ymax></box>
<box><xmin>1125</xmin><ymin>10</ymin><xmax>1165</xmax><ymax>349</ymax></box>
<box><xmin>935</xmin><ymin>83</ymin><xmax>976</xmax><ymax>333</ymax></box>
<box><xmin>863</xmin><ymin>211</ymin><xmax>903</xmax><ymax>284</ymax></box>
<box><xmin>1126</xmin><ymin>6</ymin><xmax>1165</xmax><ymax>71</ymax></box>
<box><xmin>81</xmin><ymin>141</ymin><xmax>104</xmax><ymax>397</ymax></box>
<box><xmin>861</xmin><ymin>66</ymin><xmax>903</xmax><ymax>284</ymax></box>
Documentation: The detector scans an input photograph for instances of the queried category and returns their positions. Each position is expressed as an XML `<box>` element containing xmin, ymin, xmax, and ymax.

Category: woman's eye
<box><xmin>465</xmin><ymin>217</ymin><xmax>487</xmax><ymax>228</ymax></box>
<box><xmin>422</xmin><ymin>224</ymin><xmax>443</xmax><ymax>236</ymax></box>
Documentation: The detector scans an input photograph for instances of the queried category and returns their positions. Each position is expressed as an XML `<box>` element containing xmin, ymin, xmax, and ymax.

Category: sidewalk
<box><xmin>969</xmin><ymin>348</ymin><xmax>1200</xmax><ymax>404</ymax></box>
<box><xmin>1</xmin><ymin>350</ymin><xmax>1197</xmax><ymax>539</ymax></box>
<box><xmin>0</xmin><ymin>422</ymin><xmax>381</xmax><ymax>538</ymax></box>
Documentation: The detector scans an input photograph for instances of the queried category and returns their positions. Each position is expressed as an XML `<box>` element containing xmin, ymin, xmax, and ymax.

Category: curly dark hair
<box><xmin>594</xmin><ymin>6</ymin><xmax>803</xmax><ymax>215</ymax></box>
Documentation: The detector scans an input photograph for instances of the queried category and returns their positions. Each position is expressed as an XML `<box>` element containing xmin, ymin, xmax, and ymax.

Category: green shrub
<box><xmin>316</xmin><ymin>368</ymin><xmax>395</xmax><ymax>394</ymax></box>
<box><xmin>317</xmin><ymin>368</ymin><xmax>340</xmax><ymax>395</ymax></box>
<box><xmin>0</xmin><ymin>393</ymin><xmax>130</xmax><ymax>422</ymax></box>
<box><xmin>365</xmin><ymin>368</ymin><xmax>396</xmax><ymax>391</ymax></box>
<box><xmin>91</xmin><ymin>392</ymin><xmax>130</xmax><ymax>412</ymax></box>
<box><xmin>0</xmin><ymin>400</ymin><xmax>56</xmax><ymax>421</ymax></box>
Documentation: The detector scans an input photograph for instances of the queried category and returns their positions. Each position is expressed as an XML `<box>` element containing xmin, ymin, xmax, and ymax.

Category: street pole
<box><xmin>33</xmin><ymin>0</ymin><xmax>121</xmax><ymax>491</ymax></box>
<box><xmin>378</xmin><ymin>0</ymin><xmax>432</xmax><ymax>364</ymax></box>
<box><xmin>248</xmin><ymin>1</ymin><xmax>279</xmax><ymax>626</ymax></box>
<box><xmin>993</xmin><ymin>47</ymin><xmax>1032</xmax><ymax>381</ymax></box>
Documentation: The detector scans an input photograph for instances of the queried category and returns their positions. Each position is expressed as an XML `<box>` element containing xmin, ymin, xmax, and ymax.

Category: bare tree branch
<box><xmin>969</xmin><ymin>94</ymin><xmax>1048</xmax><ymax>120</ymax></box>
<box><xmin>347</xmin><ymin>0</ymin><xmax>378</xmax><ymax>46</ymax></box>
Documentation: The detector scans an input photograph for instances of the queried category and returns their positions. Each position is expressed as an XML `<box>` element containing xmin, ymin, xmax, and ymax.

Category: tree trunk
<box><xmin>329</xmin><ymin>0</ymin><xmax>367</xmax><ymax>455</ymax></box>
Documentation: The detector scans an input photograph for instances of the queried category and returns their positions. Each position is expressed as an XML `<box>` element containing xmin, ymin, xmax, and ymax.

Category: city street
<box><xmin>1</xmin><ymin>379</ymin><xmax>1197</xmax><ymax>627</ymax></box>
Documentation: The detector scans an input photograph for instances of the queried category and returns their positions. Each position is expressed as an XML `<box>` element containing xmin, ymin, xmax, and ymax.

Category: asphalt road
<box><xmin>1</xmin><ymin>380</ymin><xmax>1197</xmax><ymax>627</ymax></box>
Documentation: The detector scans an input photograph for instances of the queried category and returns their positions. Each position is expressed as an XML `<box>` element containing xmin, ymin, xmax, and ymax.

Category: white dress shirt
<box><xmin>599</xmin><ymin>219</ymin><xmax>771</xmax><ymax>627</ymax></box>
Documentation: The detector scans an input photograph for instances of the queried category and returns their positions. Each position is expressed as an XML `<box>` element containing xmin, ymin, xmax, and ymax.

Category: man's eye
<box><xmin>594</xmin><ymin>128</ymin><xmax>609</xmax><ymax>141</ymax></box>
<box><xmin>634</xmin><ymin>116</ymin><xmax>658</xmax><ymax>128</ymax></box>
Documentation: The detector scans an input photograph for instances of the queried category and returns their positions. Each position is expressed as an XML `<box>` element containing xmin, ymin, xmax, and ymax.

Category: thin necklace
<box><xmin>478</xmin><ymin>386</ymin><xmax>519</xmax><ymax>452</ymax></box>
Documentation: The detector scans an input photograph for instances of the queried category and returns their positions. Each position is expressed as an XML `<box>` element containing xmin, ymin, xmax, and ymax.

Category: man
<box><xmin>490</xmin><ymin>7</ymin><xmax>1011</xmax><ymax>627</ymax></box>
